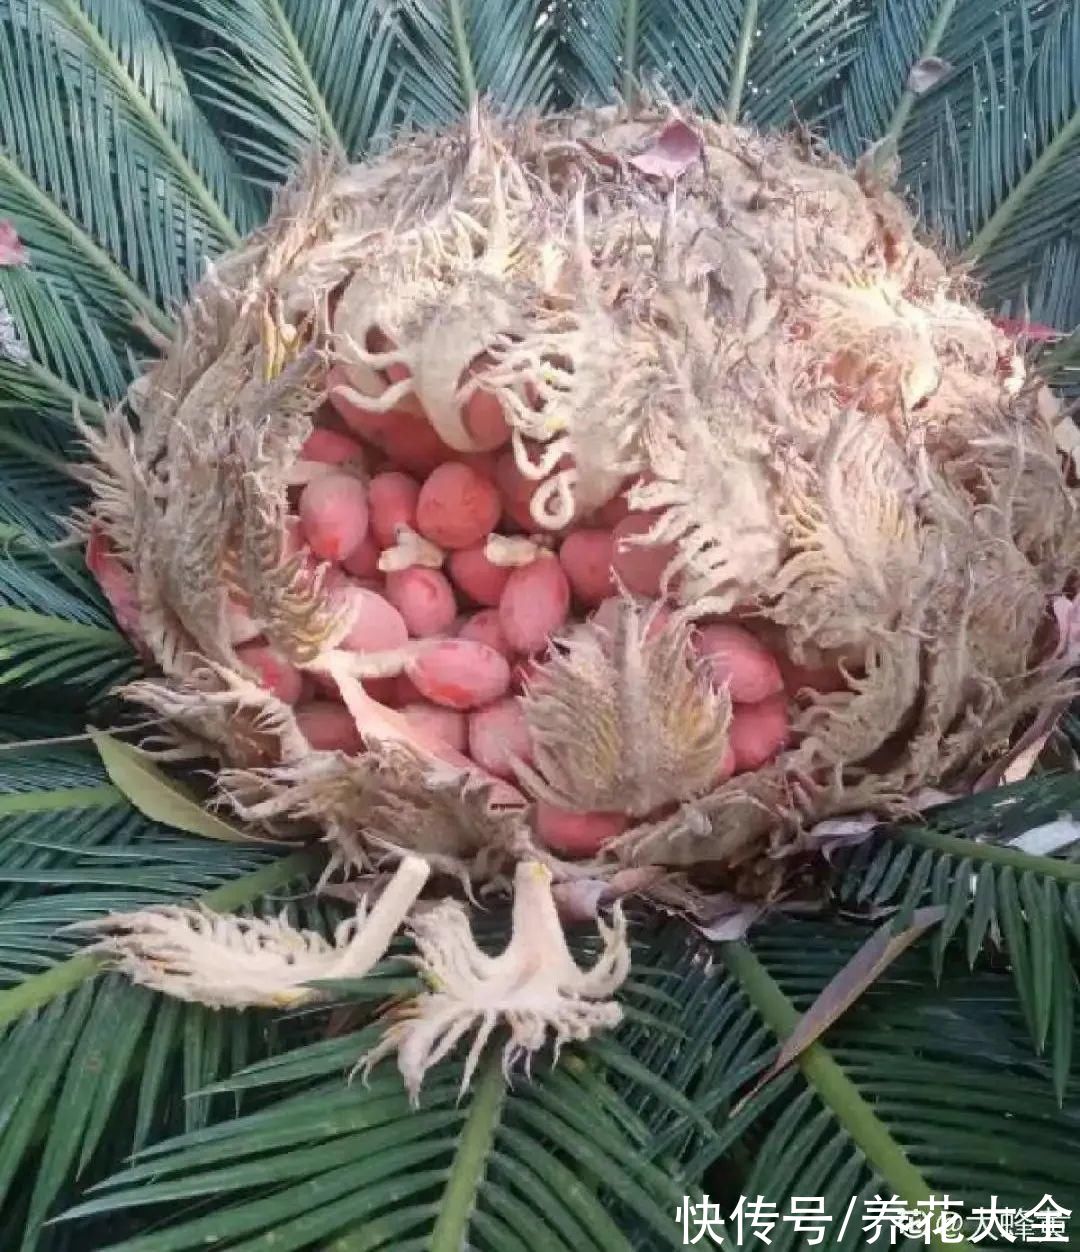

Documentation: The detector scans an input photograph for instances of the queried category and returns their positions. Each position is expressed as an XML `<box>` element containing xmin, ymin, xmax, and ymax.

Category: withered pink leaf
<box><xmin>0</xmin><ymin>220</ymin><xmax>28</xmax><ymax>267</ymax></box>
<box><xmin>628</xmin><ymin>120</ymin><xmax>703</xmax><ymax>180</ymax></box>
<box><xmin>740</xmin><ymin>905</ymin><xmax>945</xmax><ymax>1100</ymax></box>
<box><xmin>991</xmin><ymin>315</ymin><xmax>1063</xmax><ymax>343</ymax></box>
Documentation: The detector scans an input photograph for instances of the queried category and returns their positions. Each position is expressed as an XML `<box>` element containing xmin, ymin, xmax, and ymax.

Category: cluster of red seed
<box><xmin>211</xmin><ymin>347</ymin><xmax>825</xmax><ymax>858</ymax></box>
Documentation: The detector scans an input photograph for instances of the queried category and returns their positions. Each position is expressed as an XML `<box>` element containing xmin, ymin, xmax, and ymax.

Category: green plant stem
<box><xmin>0</xmin><ymin>425</ymin><xmax>69</xmax><ymax>473</ymax></box>
<box><xmin>895</xmin><ymin>825</ymin><xmax>1080</xmax><ymax>883</ymax></box>
<box><xmin>0</xmin><ymin>846</ymin><xmax>325</xmax><ymax>1029</ymax></box>
<box><xmin>621</xmin><ymin>0</ymin><xmax>640</xmax><ymax>102</ymax></box>
<box><xmin>0</xmin><ymin>606</ymin><xmax>123</xmax><ymax>644</ymax></box>
<box><xmin>263</xmin><ymin>0</ymin><xmax>347</xmax><ymax>151</ymax></box>
<box><xmin>883</xmin><ymin>0</ymin><xmax>959</xmax><ymax>146</ymax></box>
<box><xmin>725</xmin><ymin>0</ymin><xmax>759</xmax><ymax>122</ymax></box>
<box><xmin>446</xmin><ymin>0</ymin><xmax>478</xmax><ymax>109</ymax></box>
<box><xmin>22</xmin><ymin>360</ymin><xmax>107</xmax><ymax>423</ymax></box>
<box><xmin>720</xmin><ymin>940</ymin><xmax>974</xmax><ymax>1252</ymax></box>
<box><xmin>0</xmin><ymin>152</ymin><xmax>174</xmax><ymax>338</ymax></box>
<box><xmin>0</xmin><ymin>783</ymin><xmax>119</xmax><ymax>816</ymax></box>
<box><xmin>962</xmin><ymin>104</ymin><xmax>1080</xmax><ymax>261</ymax></box>
<box><xmin>57</xmin><ymin>0</ymin><xmax>240</xmax><ymax>247</ymax></box>
<box><xmin>427</xmin><ymin>1048</ymin><xmax>506</xmax><ymax>1252</ymax></box>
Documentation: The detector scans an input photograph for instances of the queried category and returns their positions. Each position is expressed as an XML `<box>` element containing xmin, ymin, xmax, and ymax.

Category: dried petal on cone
<box><xmin>359</xmin><ymin>860</ymin><xmax>629</xmax><ymax>1101</ymax></box>
<box><xmin>517</xmin><ymin>599</ymin><xmax>731</xmax><ymax>817</ymax></box>
<box><xmin>81</xmin><ymin>856</ymin><xmax>430</xmax><ymax>1008</ymax></box>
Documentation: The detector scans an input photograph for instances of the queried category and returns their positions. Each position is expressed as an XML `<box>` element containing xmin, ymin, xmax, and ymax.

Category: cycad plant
<box><xmin>1</xmin><ymin>1</ymin><xmax>1080</xmax><ymax>1249</ymax></box>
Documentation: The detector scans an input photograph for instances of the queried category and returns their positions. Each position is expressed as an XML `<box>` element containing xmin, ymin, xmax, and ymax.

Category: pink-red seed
<box><xmin>416</xmin><ymin>462</ymin><xmax>501</xmax><ymax>551</ymax></box>
<box><xmin>341</xmin><ymin>533</ymin><xmax>380</xmax><ymax>579</ymax></box>
<box><xmin>460</xmin><ymin>354</ymin><xmax>512</xmax><ymax>451</ymax></box>
<box><xmin>458</xmin><ymin>609</ymin><xmax>512</xmax><ymax>657</ymax></box>
<box><xmin>295</xmin><ymin>701</ymin><xmax>363</xmax><ymax>753</ymax></box>
<box><xmin>534</xmin><ymin>802</ymin><xmax>629</xmax><ymax>857</ymax></box>
<box><xmin>498</xmin><ymin>557</ymin><xmax>571</xmax><ymax>654</ymax></box>
<box><xmin>338</xmin><ymin>585</ymin><xmax>409</xmax><ymax>653</ymax></box>
<box><xmin>368</xmin><ymin>472</ymin><xmax>420</xmax><ymax>548</ymax></box>
<box><xmin>399</xmin><ymin>702</ymin><xmax>467</xmax><ymax>752</ymax></box>
<box><xmin>611</xmin><ymin>512</ymin><xmax>676</xmax><ymax>597</ymax></box>
<box><xmin>406</xmin><ymin>639</ymin><xmax>511</xmax><ymax>710</ymax></box>
<box><xmin>558</xmin><ymin>529</ymin><xmax>616</xmax><ymax>607</ymax></box>
<box><xmin>300</xmin><ymin>427</ymin><xmax>366</xmax><ymax>466</ymax></box>
<box><xmin>298</xmin><ymin>473</ymin><xmax>369</xmax><ymax>562</ymax></box>
<box><xmin>447</xmin><ymin>543</ymin><xmax>513</xmax><ymax>606</ymax></box>
<box><xmin>468</xmin><ymin>697</ymin><xmax>533</xmax><ymax>779</ymax></box>
<box><xmin>235</xmin><ymin>644</ymin><xmax>303</xmax><ymax>704</ymax></box>
<box><xmin>695</xmin><ymin>623</ymin><xmax>784</xmax><ymax>705</ymax></box>
<box><xmin>325</xmin><ymin>363</ymin><xmax>394</xmax><ymax>445</ymax></box>
<box><xmin>362</xmin><ymin>676</ymin><xmax>400</xmax><ymax>705</ymax></box>
<box><xmin>384</xmin><ymin>568</ymin><xmax>458</xmax><ymax>638</ymax></box>
<box><xmin>728</xmin><ymin>694</ymin><xmax>791</xmax><ymax>772</ymax></box>
<box><xmin>380</xmin><ymin>413</ymin><xmax>453</xmax><ymax>477</ymax></box>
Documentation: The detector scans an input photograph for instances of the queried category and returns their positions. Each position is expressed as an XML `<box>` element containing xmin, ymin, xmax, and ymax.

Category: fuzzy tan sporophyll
<box><xmin>77</xmin><ymin>106</ymin><xmax>1080</xmax><ymax>1077</ymax></box>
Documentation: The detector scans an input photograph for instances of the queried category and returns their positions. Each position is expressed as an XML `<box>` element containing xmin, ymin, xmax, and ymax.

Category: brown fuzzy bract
<box><xmin>80</xmin><ymin>105</ymin><xmax>1080</xmax><ymax>896</ymax></box>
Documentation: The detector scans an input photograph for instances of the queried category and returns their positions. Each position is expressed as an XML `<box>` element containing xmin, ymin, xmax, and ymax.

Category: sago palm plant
<box><xmin>1</xmin><ymin>1</ymin><xmax>1080</xmax><ymax>1249</ymax></box>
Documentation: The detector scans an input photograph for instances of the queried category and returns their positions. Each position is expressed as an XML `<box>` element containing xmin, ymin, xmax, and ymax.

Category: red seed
<box><xmin>300</xmin><ymin>428</ymin><xmax>366</xmax><ymax>466</ymax></box>
<box><xmin>326</xmin><ymin>363</ymin><xmax>394</xmax><ymax>445</ymax></box>
<box><xmin>363</xmin><ymin>676</ymin><xmax>400</xmax><ymax>705</ymax></box>
<box><xmin>591</xmin><ymin>489</ymin><xmax>631</xmax><ymax>529</ymax></box>
<box><xmin>235</xmin><ymin>644</ymin><xmax>303</xmax><ymax>704</ymax></box>
<box><xmin>468</xmin><ymin>697</ymin><xmax>533</xmax><ymax>778</ymax></box>
<box><xmin>459</xmin><ymin>609</ymin><xmax>512</xmax><ymax>657</ymax></box>
<box><xmin>611</xmin><ymin>512</ymin><xmax>676</xmax><ymax>597</ymax></box>
<box><xmin>399</xmin><ymin>702</ymin><xmax>467</xmax><ymax>752</ymax></box>
<box><xmin>447</xmin><ymin>543</ymin><xmax>513</xmax><ymax>606</ymax></box>
<box><xmin>461</xmin><ymin>354</ymin><xmax>511</xmax><ymax>451</ymax></box>
<box><xmin>695</xmin><ymin>623</ymin><xmax>784</xmax><ymax>705</ymax></box>
<box><xmin>384</xmin><ymin>568</ymin><xmax>458</xmax><ymax>637</ymax></box>
<box><xmin>458</xmin><ymin>451</ymin><xmax>500</xmax><ymax>481</ymax></box>
<box><xmin>338</xmin><ymin>585</ymin><xmax>409</xmax><ymax>653</ymax></box>
<box><xmin>368</xmin><ymin>472</ymin><xmax>420</xmax><ymax>548</ymax></box>
<box><xmin>295</xmin><ymin>701</ymin><xmax>362</xmax><ymax>753</ymax></box>
<box><xmin>406</xmin><ymin>639</ymin><xmax>511</xmax><ymax>710</ymax></box>
<box><xmin>341</xmin><ymin>533</ymin><xmax>380</xmax><ymax>578</ymax></box>
<box><xmin>729</xmin><ymin>694</ymin><xmax>791</xmax><ymax>772</ymax></box>
<box><xmin>534</xmin><ymin>803</ymin><xmax>629</xmax><ymax>857</ymax></box>
<box><xmin>381</xmin><ymin>413</ymin><xmax>454</xmax><ymax>477</ymax></box>
<box><xmin>558</xmin><ymin>529</ymin><xmax>616</xmax><ymax>607</ymax></box>
<box><xmin>298</xmin><ymin>473</ymin><xmax>369</xmax><ymax>562</ymax></box>
<box><xmin>416</xmin><ymin>462</ymin><xmax>501</xmax><ymax>550</ymax></box>
<box><xmin>499</xmin><ymin>557</ymin><xmax>571</xmax><ymax>654</ymax></box>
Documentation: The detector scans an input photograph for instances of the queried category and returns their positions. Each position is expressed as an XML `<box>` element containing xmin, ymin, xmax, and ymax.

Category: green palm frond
<box><xmin>901</xmin><ymin>0</ymin><xmax>1080</xmax><ymax>311</ymax></box>
<box><xmin>0</xmin><ymin>0</ymin><xmax>255</xmax><ymax>347</ymax></box>
<box><xmin>836</xmin><ymin>776</ymin><xmax>1080</xmax><ymax>1099</ymax></box>
<box><xmin>0</xmin><ymin>541</ymin><xmax>135</xmax><ymax>695</ymax></box>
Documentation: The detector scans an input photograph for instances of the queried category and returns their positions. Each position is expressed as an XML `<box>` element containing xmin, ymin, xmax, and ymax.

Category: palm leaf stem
<box><xmin>446</xmin><ymin>0</ymin><xmax>478</xmax><ymax>109</ymax></box>
<box><xmin>0</xmin><ymin>844</ymin><xmax>324</xmax><ymax>1028</ymax></box>
<box><xmin>426</xmin><ymin>1049</ymin><xmax>506</xmax><ymax>1252</ymax></box>
<box><xmin>719</xmin><ymin>939</ymin><xmax>976</xmax><ymax>1252</ymax></box>
<box><xmin>883</xmin><ymin>0</ymin><xmax>959</xmax><ymax>145</ymax></box>
<box><xmin>0</xmin><ymin>782</ymin><xmax>118</xmax><ymax>815</ymax></box>
<box><xmin>0</xmin><ymin>426</ymin><xmax>67</xmax><ymax>472</ymax></box>
<box><xmin>20</xmin><ymin>360</ymin><xmax>106</xmax><ymax>422</ymax></box>
<box><xmin>895</xmin><ymin>825</ymin><xmax>1080</xmax><ymax>882</ymax></box>
<box><xmin>621</xmin><ymin>0</ymin><xmax>640</xmax><ymax>101</ymax></box>
<box><xmin>0</xmin><ymin>605</ymin><xmax>119</xmax><ymax>644</ymax></box>
<box><xmin>0</xmin><ymin>151</ymin><xmax>174</xmax><ymax>338</ymax></box>
<box><xmin>962</xmin><ymin>106</ymin><xmax>1080</xmax><ymax>262</ymax></box>
<box><xmin>262</xmin><ymin>0</ymin><xmax>348</xmax><ymax>152</ymax></box>
<box><xmin>725</xmin><ymin>0</ymin><xmax>759</xmax><ymax>121</ymax></box>
<box><xmin>55</xmin><ymin>0</ymin><xmax>240</xmax><ymax>247</ymax></box>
